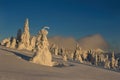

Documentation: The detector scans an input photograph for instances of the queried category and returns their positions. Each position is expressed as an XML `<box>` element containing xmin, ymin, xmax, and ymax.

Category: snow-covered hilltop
<box><xmin>1</xmin><ymin>18</ymin><xmax>120</xmax><ymax>68</ymax></box>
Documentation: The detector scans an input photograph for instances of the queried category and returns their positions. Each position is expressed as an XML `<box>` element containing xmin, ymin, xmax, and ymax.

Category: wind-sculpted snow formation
<box><xmin>30</xmin><ymin>27</ymin><xmax>53</xmax><ymax>66</ymax></box>
<box><xmin>17</xmin><ymin>18</ymin><xmax>31</xmax><ymax>50</ymax></box>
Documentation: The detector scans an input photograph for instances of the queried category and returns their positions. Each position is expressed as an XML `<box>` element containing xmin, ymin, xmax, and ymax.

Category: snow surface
<box><xmin>0</xmin><ymin>46</ymin><xmax>119</xmax><ymax>80</ymax></box>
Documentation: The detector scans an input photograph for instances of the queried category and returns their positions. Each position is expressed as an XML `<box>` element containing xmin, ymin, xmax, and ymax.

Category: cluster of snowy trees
<box><xmin>0</xmin><ymin>18</ymin><xmax>119</xmax><ymax>70</ymax></box>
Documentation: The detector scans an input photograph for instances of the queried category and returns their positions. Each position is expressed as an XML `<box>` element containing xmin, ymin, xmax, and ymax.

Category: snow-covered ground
<box><xmin>0</xmin><ymin>46</ymin><xmax>120</xmax><ymax>80</ymax></box>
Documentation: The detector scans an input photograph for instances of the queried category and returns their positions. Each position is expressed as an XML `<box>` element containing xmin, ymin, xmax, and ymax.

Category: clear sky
<box><xmin>0</xmin><ymin>0</ymin><xmax>120</xmax><ymax>50</ymax></box>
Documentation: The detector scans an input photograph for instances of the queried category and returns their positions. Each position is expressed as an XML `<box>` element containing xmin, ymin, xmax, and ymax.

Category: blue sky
<box><xmin>0</xmin><ymin>0</ymin><xmax>120</xmax><ymax>50</ymax></box>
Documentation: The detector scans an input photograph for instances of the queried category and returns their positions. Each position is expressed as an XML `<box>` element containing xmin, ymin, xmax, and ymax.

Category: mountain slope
<box><xmin>78</xmin><ymin>34</ymin><xmax>108</xmax><ymax>49</ymax></box>
<box><xmin>0</xmin><ymin>46</ymin><xmax>119</xmax><ymax>80</ymax></box>
<box><xmin>49</xmin><ymin>34</ymin><xmax>108</xmax><ymax>50</ymax></box>
<box><xmin>49</xmin><ymin>36</ymin><xmax>77</xmax><ymax>50</ymax></box>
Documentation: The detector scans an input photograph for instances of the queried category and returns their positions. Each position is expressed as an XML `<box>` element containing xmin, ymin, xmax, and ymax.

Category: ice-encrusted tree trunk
<box><xmin>54</xmin><ymin>46</ymin><xmax>58</xmax><ymax>55</ymax></box>
<box><xmin>6</xmin><ymin>41</ymin><xmax>11</xmax><ymax>48</ymax></box>
<box><xmin>31</xmin><ymin>27</ymin><xmax>53</xmax><ymax>66</ymax></box>
<box><xmin>78</xmin><ymin>54</ymin><xmax>83</xmax><ymax>63</ymax></box>
<box><xmin>1</xmin><ymin>38</ymin><xmax>10</xmax><ymax>46</ymax></box>
<box><xmin>17</xmin><ymin>18</ymin><xmax>31</xmax><ymax>50</ymax></box>
<box><xmin>30</xmin><ymin>36</ymin><xmax>36</xmax><ymax>51</ymax></box>
<box><xmin>10</xmin><ymin>38</ymin><xmax>16</xmax><ymax>49</ymax></box>
<box><xmin>63</xmin><ymin>54</ymin><xmax>67</xmax><ymax>61</ymax></box>
<box><xmin>82</xmin><ymin>51</ymin><xmax>88</xmax><ymax>61</ymax></box>
<box><xmin>111</xmin><ymin>51</ymin><xmax>116</xmax><ymax>69</ymax></box>
<box><xmin>115</xmin><ymin>58</ymin><xmax>119</xmax><ymax>68</ymax></box>
<box><xmin>104</xmin><ymin>55</ymin><xmax>110</xmax><ymax>69</ymax></box>
<box><xmin>73</xmin><ymin>45</ymin><xmax>83</xmax><ymax>63</ymax></box>
<box><xmin>16</xmin><ymin>29</ymin><xmax>22</xmax><ymax>43</ymax></box>
<box><xmin>95</xmin><ymin>54</ymin><xmax>98</xmax><ymax>66</ymax></box>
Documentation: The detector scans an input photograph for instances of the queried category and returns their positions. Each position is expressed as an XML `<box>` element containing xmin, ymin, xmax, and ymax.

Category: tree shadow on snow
<box><xmin>0</xmin><ymin>48</ymin><xmax>31</xmax><ymax>61</ymax></box>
